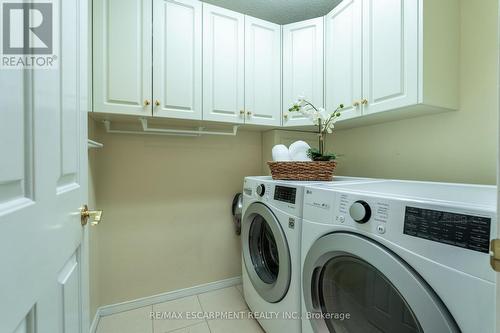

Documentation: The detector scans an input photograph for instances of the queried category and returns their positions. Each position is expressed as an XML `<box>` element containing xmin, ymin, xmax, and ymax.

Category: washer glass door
<box><xmin>242</xmin><ymin>202</ymin><xmax>291</xmax><ymax>303</ymax></box>
<box><xmin>249</xmin><ymin>214</ymin><xmax>280</xmax><ymax>284</ymax></box>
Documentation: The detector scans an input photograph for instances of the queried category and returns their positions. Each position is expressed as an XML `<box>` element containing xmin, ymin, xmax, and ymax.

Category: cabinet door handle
<box><xmin>361</xmin><ymin>98</ymin><xmax>369</xmax><ymax>105</ymax></box>
<box><xmin>144</xmin><ymin>99</ymin><xmax>151</xmax><ymax>106</ymax></box>
<box><xmin>246</xmin><ymin>111</ymin><xmax>252</xmax><ymax>116</ymax></box>
<box><xmin>353</xmin><ymin>100</ymin><xmax>360</xmax><ymax>107</ymax></box>
<box><xmin>155</xmin><ymin>100</ymin><xmax>160</xmax><ymax>106</ymax></box>
<box><xmin>283</xmin><ymin>114</ymin><xmax>288</xmax><ymax>120</ymax></box>
<box><xmin>240</xmin><ymin>110</ymin><xmax>245</xmax><ymax>116</ymax></box>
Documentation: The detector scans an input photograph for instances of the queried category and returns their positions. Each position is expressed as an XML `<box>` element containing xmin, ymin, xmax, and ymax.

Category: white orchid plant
<box><xmin>287</xmin><ymin>97</ymin><xmax>344</xmax><ymax>161</ymax></box>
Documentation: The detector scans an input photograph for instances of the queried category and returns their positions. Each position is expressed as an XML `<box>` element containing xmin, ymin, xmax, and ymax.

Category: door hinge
<box><xmin>490</xmin><ymin>239</ymin><xmax>500</xmax><ymax>272</ymax></box>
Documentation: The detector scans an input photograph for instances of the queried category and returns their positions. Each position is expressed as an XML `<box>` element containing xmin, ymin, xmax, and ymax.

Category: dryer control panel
<box><xmin>303</xmin><ymin>180</ymin><xmax>497</xmax><ymax>282</ymax></box>
<box><xmin>335</xmin><ymin>192</ymin><xmax>391</xmax><ymax>235</ymax></box>
<box><xmin>403</xmin><ymin>206</ymin><xmax>491</xmax><ymax>253</ymax></box>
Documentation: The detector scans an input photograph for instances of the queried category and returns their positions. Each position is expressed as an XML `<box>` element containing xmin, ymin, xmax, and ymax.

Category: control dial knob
<box><xmin>349</xmin><ymin>200</ymin><xmax>371</xmax><ymax>223</ymax></box>
<box><xmin>256</xmin><ymin>184</ymin><xmax>266</xmax><ymax>197</ymax></box>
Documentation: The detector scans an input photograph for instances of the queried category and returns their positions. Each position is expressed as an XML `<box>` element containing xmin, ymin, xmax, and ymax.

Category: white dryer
<box><xmin>301</xmin><ymin>180</ymin><xmax>497</xmax><ymax>333</ymax></box>
<box><xmin>241</xmin><ymin>176</ymin><xmax>374</xmax><ymax>333</ymax></box>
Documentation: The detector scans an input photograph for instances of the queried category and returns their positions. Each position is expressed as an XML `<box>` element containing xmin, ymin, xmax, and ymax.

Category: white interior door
<box><xmin>497</xmin><ymin>24</ymin><xmax>500</xmax><ymax>329</ymax></box>
<box><xmin>282</xmin><ymin>17</ymin><xmax>324</xmax><ymax>127</ymax></box>
<box><xmin>497</xmin><ymin>198</ymin><xmax>500</xmax><ymax>332</ymax></box>
<box><xmin>325</xmin><ymin>0</ymin><xmax>362</xmax><ymax>121</ymax></box>
<box><xmin>244</xmin><ymin>16</ymin><xmax>281</xmax><ymax>126</ymax></box>
<box><xmin>0</xmin><ymin>0</ymin><xmax>90</xmax><ymax>332</ymax></box>
<box><xmin>202</xmin><ymin>3</ymin><xmax>245</xmax><ymax>124</ymax></box>
<box><xmin>153</xmin><ymin>0</ymin><xmax>202</xmax><ymax>120</ymax></box>
<box><xmin>362</xmin><ymin>0</ymin><xmax>418</xmax><ymax>115</ymax></box>
<box><xmin>93</xmin><ymin>0</ymin><xmax>152</xmax><ymax>116</ymax></box>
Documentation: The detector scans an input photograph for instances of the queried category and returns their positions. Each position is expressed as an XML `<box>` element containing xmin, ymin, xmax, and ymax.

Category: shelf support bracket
<box><xmin>102</xmin><ymin>119</ymin><xmax>239</xmax><ymax>137</ymax></box>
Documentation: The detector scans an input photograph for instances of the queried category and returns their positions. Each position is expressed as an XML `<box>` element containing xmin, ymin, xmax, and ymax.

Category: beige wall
<box><xmin>327</xmin><ymin>0</ymin><xmax>498</xmax><ymax>185</ymax></box>
<box><xmin>89</xmin><ymin>124</ymin><xmax>262</xmax><ymax>307</ymax></box>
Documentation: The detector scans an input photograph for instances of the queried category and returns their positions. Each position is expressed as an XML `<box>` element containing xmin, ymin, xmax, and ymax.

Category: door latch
<box><xmin>289</xmin><ymin>218</ymin><xmax>295</xmax><ymax>229</ymax></box>
<box><xmin>80</xmin><ymin>205</ymin><xmax>103</xmax><ymax>226</ymax></box>
<box><xmin>490</xmin><ymin>239</ymin><xmax>500</xmax><ymax>272</ymax></box>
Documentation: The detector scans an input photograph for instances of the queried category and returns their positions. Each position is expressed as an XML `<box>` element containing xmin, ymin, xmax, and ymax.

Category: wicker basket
<box><xmin>267</xmin><ymin>161</ymin><xmax>337</xmax><ymax>181</ymax></box>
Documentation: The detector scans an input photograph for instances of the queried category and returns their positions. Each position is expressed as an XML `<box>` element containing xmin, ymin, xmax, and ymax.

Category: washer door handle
<box><xmin>310</xmin><ymin>267</ymin><xmax>322</xmax><ymax>310</ymax></box>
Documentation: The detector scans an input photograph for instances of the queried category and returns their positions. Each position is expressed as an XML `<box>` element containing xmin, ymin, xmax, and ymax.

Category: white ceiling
<box><xmin>201</xmin><ymin>0</ymin><xmax>342</xmax><ymax>25</ymax></box>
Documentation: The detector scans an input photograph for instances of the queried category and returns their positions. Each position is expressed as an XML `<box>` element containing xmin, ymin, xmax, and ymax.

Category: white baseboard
<box><xmin>89</xmin><ymin>276</ymin><xmax>242</xmax><ymax>333</ymax></box>
<box><xmin>89</xmin><ymin>312</ymin><xmax>100</xmax><ymax>333</ymax></box>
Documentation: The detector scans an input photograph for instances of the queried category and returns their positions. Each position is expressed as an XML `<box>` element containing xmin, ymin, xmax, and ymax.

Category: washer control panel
<box><xmin>274</xmin><ymin>185</ymin><xmax>297</xmax><ymax>204</ymax></box>
<box><xmin>243</xmin><ymin>178</ymin><xmax>304</xmax><ymax>216</ymax></box>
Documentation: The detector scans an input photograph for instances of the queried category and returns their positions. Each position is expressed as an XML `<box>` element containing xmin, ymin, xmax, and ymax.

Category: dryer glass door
<box><xmin>318</xmin><ymin>255</ymin><xmax>421</xmax><ymax>333</ymax></box>
<box><xmin>303</xmin><ymin>233</ymin><xmax>460</xmax><ymax>333</ymax></box>
<box><xmin>242</xmin><ymin>202</ymin><xmax>291</xmax><ymax>303</ymax></box>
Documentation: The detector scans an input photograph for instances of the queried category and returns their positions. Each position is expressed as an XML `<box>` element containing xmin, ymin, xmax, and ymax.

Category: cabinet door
<box><xmin>153</xmin><ymin>0</ymin><xmax>202</xmax><ymax>119</ymax></box>
<box><xmin>282</xmin><ymin>18</ymin><xmax>324</xmax><ymax>127</ymax></box>
<box><xmin>362</xmin><ymin>0</ymin><xmax>418</xmax><ymax>115</ymax></box>
<box><xmin>203</xmin><ymin>4</ymin><xmax>245</xmax><ymax>123</ymax></box>
<box><xmin>325</xmin><ymin>0</ymin><xmax>362</xmax><ymax>121</ymax></box>
<box><xmin>93</xmin><ymin>0</ymin><xmax>152</xmax><ymax>115</ymax></box>
<box><xmin>244</xmin><ymin>16</ymin><xmax>281</xmax><ymax>126</ymax></box>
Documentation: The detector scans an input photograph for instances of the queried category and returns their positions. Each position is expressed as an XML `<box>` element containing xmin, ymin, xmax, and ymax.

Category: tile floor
<box><xmin>96</xmin><ymin>285</ymin><xmax>264</xmax><ymax>333</ymax></box>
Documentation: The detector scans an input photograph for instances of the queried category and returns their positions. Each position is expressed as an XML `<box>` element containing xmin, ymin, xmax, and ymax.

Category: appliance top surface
<box><xmin>245</xmin><ymin>175</ymin><xmax>371</xmax><ymax>186</ymax></box>
<box><xmin>309</xmin><ymin>180</ymin><xmax>497</xmax><ymax>210</ymax></box>
<box><xmin>243</xmin><ymin>176</ymin><xmax>374</xmax><ymax>218</ymax></box>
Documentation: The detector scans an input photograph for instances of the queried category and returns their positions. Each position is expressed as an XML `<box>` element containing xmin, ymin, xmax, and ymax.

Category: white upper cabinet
<box><xmin>93</xmin><ymin>0</ymin><xmax>152</xmax><ymax>116</ymax></box>
<box><xmin>203</xmin><ymin>4</ymin><xmax>245</xmax><ymax>124</ymax></box>
<box><xmin>362</xmin><ymin>0</ymin><xmax>418</xmax><ymax>115</ymax></box>
<box><xmin>153</xmin><ymin>0</ymin><xmax>202</xmax><ymax>120</ymax></box>
<box><xmin>244</xmin><ymin>16</ymin><xmax>282</xmax><ymax>126</ymax></box>
<box><xmin>360</xmin><ymin>0</ymin><xmax>459</xmax><ymax>118</ymax></box>
<box><xmin>282</xmin><ymin>18</ymin><xmax>324</xmax><ymax>127</ymax></box>
<box><xmin>91</xmin><ymin>0</ymin><xmax>458</xmax><ymax>128</ymax></box>
<box><xmin>325</xmin><ymin>0</ymin><xmax>362</xmax><ymax>121</ymax></box>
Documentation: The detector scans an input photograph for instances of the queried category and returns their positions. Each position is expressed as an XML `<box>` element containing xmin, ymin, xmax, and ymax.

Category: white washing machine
<box><xmin>241</xmin><ymin>176</ymin><xmax>375</xmax><ymax>333</ymax></box>
<box><xmin>301</xmin><ymin>180</ymin><xmax>497</xmax><ymax>333</ymax></box>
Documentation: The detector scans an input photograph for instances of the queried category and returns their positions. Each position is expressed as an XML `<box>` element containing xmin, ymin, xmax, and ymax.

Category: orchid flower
<box><xmin>288</xmin><ymin>98</ymin><xmax>344</xmax><ymax>158</ymax></box>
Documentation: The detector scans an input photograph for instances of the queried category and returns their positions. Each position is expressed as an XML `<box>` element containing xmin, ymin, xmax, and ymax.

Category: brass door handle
<box><xmin>246</xmin><ymin>111</ymin><xmax>252</xmax><ymax>116</ymax></box>
<box><xmin>80</xmin><ymin>205</ymin><xmax>103</xmax><ymax>226</ymax></box>
<box><xmin>361</xmin><ymin>98</ymin><xmax>369</xmax><ymax>105</ymax></box>
<box><xmin>491</xmin><ymin>239</ymin><xmax>500</xmax><ymax>272</ymax></box>
<box><xmin>155</xmin><ymin>100</ymin><xmax>160</xmax><ymax>106</ymax></box>
<box><xmin>283</xmin><ymin>114</ymin><xmax>288</xmax><ymax>119</ymax></box>
<box><xmin>353</xmin><ymin>100</ymin><xmax>360</xmax><ymax>107</ymax></box>
<box><xmin>144</xmin><ymin>99</ymin><xmax>151</xmax><ymax>106</ymax></box>
<box><xmin>240</xmin><ymin>110</ymin><xmax>245</xmax><ymax>115</ymax></box>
